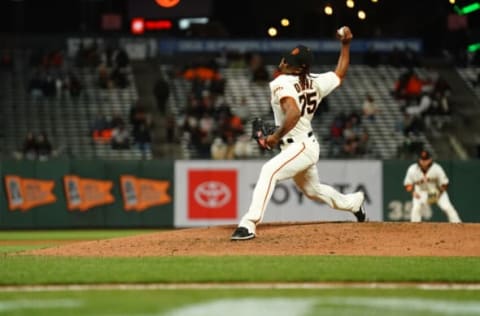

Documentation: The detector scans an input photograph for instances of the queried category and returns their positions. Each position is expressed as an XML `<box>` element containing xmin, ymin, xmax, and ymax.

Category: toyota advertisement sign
<box><xmin>174</xmin><ymin>160</ymin><xmax>382</xmax><ymax>227</ymax></box>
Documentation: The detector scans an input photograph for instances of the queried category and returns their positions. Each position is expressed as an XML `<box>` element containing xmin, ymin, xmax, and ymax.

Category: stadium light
<box><xmin>358</xmin><ymin>10</ymin><xmax>366</xmax><ymax>19</ymax></box>
<box><xmin>281</xmin><ymin>18</ymin><xmax>290</xmax><ymax>27</ymax></box>
<box><xmin>324</xmin><ymin>5</ymin><xmax>333</xmax><ymax>15</ymax></box>
<box><xmin>131</xmin><ymin>18</ymin><xmax>145</xmax><ymax>35</ymax></box>
<box><xmin>268</xmin><ymin>27</ymin><xmax>278</xmax><ymax>37</ymax></box>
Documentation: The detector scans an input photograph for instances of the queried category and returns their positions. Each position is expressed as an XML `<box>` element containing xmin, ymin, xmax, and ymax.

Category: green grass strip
<box><xmin>0</xmin><ymin>246</ymin><xmax>46</xmax><ymax>254</ymax></box>
<box><xmin>1</xmin><ymin>256</ymin><xmax>479</xmax><ymax>285</ymax></box>
<box><xmin>0</xmin><ymin>230</ymin><xmax>157</xmax><ymax>240</ymax></box>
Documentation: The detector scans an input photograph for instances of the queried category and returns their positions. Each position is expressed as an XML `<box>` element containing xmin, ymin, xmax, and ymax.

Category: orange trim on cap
<box><xmin>291</xmin><ymin>48</ymin><xmax>300</xmax><ymax>55</ymax></box>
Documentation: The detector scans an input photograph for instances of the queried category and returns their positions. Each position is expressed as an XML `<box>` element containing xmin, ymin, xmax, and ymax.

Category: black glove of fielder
<box><xmin>251</xmin><ymin>117</ymin><xmax>276</xmax><ymax>150</ymax></box>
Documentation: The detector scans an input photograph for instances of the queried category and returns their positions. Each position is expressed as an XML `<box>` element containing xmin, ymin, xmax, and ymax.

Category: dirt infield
<box><xmin>23</xmin><ymin>222</ymin><xmax>480</xmax><ymax>257</ymax></box>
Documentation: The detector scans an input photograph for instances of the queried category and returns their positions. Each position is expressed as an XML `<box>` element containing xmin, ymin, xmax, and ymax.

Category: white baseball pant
<box><xmin>410</xmin><ymin>191</ymin><xmax>461</xmax><ymax>223</ymax></box>
<box><xmin>239</xmin><ymin>136</ymin><xmax>364</xmax><ymax>234</ymax></box>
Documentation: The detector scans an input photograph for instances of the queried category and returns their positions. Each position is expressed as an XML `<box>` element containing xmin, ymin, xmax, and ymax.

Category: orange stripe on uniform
<box><xmin>259</xmin><ymin>143</ymin><xmax>306</xmax><ymax>215</ymax></box>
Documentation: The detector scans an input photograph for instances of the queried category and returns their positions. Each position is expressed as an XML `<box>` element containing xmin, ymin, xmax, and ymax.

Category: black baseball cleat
<box><xmin>231</xmin><ymin>227</ymin><xmax>255</xmax><ymax>241</ymax></box>
<box><xmin>354</xmin><ymin>204</ymin><xmax>367</xmax><ymax>222</ymax></box>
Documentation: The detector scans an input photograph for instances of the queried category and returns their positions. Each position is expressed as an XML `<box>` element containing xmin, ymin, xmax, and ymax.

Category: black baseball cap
<box><xmin>419</xmin><ymin>149</ymin><xmax>432</xmax><ymax>160</ymax></box>
<box><xmin>283</xmin><ymin>45</ymin><xmax>313</xmax><ymax>68</ymax></box>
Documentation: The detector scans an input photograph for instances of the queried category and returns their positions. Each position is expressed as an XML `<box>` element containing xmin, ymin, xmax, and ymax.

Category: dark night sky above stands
<box><xmin>0</xmin><ymin>0</ymin><xmax>478</xmax><ymax>55</ymax></box>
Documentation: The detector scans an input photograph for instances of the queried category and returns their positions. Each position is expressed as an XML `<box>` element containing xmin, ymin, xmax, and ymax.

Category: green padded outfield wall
<box><xmin>0</xmin><ymin>160</ymin><xmax>174</xmax><ymax>229</ymax></box>
<box><xmin>383</xmin><ymin>160</ymin><xmax>480</xmax><ymax>222</ymax></box>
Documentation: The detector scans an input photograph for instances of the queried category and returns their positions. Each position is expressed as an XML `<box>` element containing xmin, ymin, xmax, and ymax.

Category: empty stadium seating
<box><xmin>456</xmin><ymin>67</ymin><xmax>480</xmax><ymax>101</ymax></box>
<box><xmin>0</xmin><ymin>49</ymin><xmax>150</xmax><ymax>160</ymax></box>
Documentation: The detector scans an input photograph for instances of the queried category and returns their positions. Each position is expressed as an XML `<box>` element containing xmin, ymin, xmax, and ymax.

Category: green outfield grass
<box><xmin>0</xmin><ymin>229</ymin><xmax>157</xmax><ymax>240</ymax></box>
<box><xmin>1</xmin><ymin>255</ymin><xmax>480</xmax><ymax>285</ymax></box>
<box><xmin>1</xmin><ymin>230</ymin><xmax>479</xmax><ymax>316</ymax></box>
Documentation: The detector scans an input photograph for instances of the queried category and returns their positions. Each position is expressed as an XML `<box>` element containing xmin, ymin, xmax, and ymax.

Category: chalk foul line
<box><xmin>0</xmin><ymin>282</ymin><xmax>480</xmax><ymax>292</ymax></box>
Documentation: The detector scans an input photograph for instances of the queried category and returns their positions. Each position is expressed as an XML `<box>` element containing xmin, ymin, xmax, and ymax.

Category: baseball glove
<box><xmin>251</xmin><ymin>117</ymin><xmax>276</xmax><ymax>150</ymax></box>
<box><xmin>427</xmin><ymin>188</ymin><xmax>440</xmax><ymax>204</ymax></box>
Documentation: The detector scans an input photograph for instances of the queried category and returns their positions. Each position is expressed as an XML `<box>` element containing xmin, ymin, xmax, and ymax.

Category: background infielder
<box><xmin>231</xmin><ymin>26</ymin><xmax>366</xmax><ymax>241</ymax></box>
<box><xmin>403</xmin><ymin>149</ymin><xmax>462</xmax><ymax>223</ymax></box>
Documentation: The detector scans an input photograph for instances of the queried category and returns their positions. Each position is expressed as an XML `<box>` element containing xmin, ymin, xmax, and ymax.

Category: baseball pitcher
<box><xmin>231</xmin><ymin>26</ymin><xmax>366</xmax><ymax>241</ymax></box>
<box><xmin>403</xmin><ymin>149</ymin><xmax>462</xmax><ymax>222</ymax></box>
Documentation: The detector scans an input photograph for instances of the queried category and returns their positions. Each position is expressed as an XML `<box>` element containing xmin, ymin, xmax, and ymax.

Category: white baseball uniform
<box><xmin>238</xmin><ymin>71</ymin><xmax>365</xmax><ymax>235</ymax></box>
<box><xmin>403</xmin><ymin>162</ymin><xmax>461</xmax><ymax>222</ymax></box>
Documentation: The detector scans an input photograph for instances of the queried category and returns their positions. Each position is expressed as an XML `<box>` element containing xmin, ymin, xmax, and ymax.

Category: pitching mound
<box><xmin>23</xmin><ymin>222</ymin><xmax>480</xmax><ymax>257</ymax></box>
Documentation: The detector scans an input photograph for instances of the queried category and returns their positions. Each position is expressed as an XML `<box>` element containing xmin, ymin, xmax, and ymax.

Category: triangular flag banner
<box><xmin>120</xmin><ymin>175</ymin><xmax>171</xmax><ymax>212</ymax></box>
<box><xmin>4</xmin><ymin>175</ymin><xmax>57</xmax><ymax>212</ymax></box>
<box><xmin>63</xmin><ymin>175</ymin><xmax>114</xmax><ymax>212</ymax></box>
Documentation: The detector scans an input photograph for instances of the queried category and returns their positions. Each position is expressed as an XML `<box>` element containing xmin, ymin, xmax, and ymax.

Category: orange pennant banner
<box><xmin>63</xmin><ymin>175</ymin><xmax>115</xmax><ymax>212</ymax></box>
<box><xmin>120</xmin><ymin>175</ymin><xmax>171</xmax><ymax>212</ymax></box>
<box><xmin>4</xmin><ymin>175</ymin><xmax>57</xmax><ymax>212</ymax></box>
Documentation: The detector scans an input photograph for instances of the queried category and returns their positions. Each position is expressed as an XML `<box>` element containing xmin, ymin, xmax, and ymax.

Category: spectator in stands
<box><xmin>405</xmin><ymin>92</ymin><xmax>433</xmax><ymax>117</ymax></box>
<box><xmin>91</xmin><ymin>112</ymin><xmax>112</xmax><ymax>144</ymax></box>
<box><xmin>210</xmin><ymin>137</ymin><xmax>228</xmax><ymax>160</ymax></box>
<box><xmin>342</xmin><ymin>119</ymin><xmax>356</xmax><ymax>141</ymax></box>
<box><xmin>114</xmin><ymin>47</ymin><xmax>130</xmax><ymax>68</ymax></box>
<box><xmin>42</xmin><ymin>74</ymin><xmax>57</xmax><ymax>98</ymax></box>
<box><xmin>74</xmin><ymin>42</ymin><xmax>87</xmax><ymax>68</ymax></box>
<box><xmin>328</xmin><ymin>113</ymin><xmax>346</xmax><ymax>157</ymax></box>
<box><xmin>181</xmin><ymin>60</ymin><xmax>225</xmax><ymax>97</ymax></box>
<box><xmin>219</xmin><ymin>107</ymin><xmax>244</xmax><ymax>142</ymax></box>
<box><xmin>111</xmin><ymin>124</ymin><xmax>131</xmax><ymax>150</ymax></box>
<box><xmin>341</xmin><ymin>138</ymin><xmax>359</xmax><ymax>157</ymax></box>
<box><xmin>102</xmin><ymin>45</ymin><xmax>115</xmax><ymax>68</ymax></box>
<box><xmin>110</xmin><ymin>111</ymin><xmax>125</xmax><ymax>129</ymax></box>
<box><xmin>213</xmin><ymin>96</ymin><xmax>229</xmax><ymax>118</ymax></box>
<box><xmin>432</xmin><ymin>75</ymin><xmax>450</xmax><ymax>95</ymax></box>
<box><xmin>111</xmin><ymin>66</ymin><xmax>129</xmax><ymax>88</ymax></box>
<box><xmin>86</xmin><ymin>41</ymin><xmax>101</xmax><ymax>68</ymax></box>
<box><xmin>393</xmin><ymin>69</ymin><xmax>424</xmax><ymax>104</ymax></box>
<box><xmin>22</xmin><ymin>132</ymin><xmax>37</xmax><ymax>160</ymax></box>
<box><xmin>134</xmin><ymin>123</ymin><xmax>152</xmax><ymax>159</ymax></box>
<box><xmin>362</xmin><ymin>94</ymin><xmax>379</xmax><ymax>122</ymax></box>
<box><xmin>233</xmin><ymin>96</ymin><xmax>251</xmax><ymax>124</ymax></box>
<box><xmin>397</xmin><ymin>132</ymin><xmax>424</xmax><ymax>159</ymax></box>
<box><xmin>153</xmin><ymin>76</ymin><xmax>170</xmax><ymax>114</ymax></box>
<box><xmin>91</xmin><ymin>111</ymin><xmax>110</xmax><ymax>133</ymax></box>
<box><xmin>397</xmin><ymin>112</ymin><xmax>424</xmax><ymax>136</ymax></box>
<box><xmin>36</xmin><ymin>132</ymin><xmax>53</xmax><ymax>161</ymax></box>
<box><xmin>356</xmin><ymin>129</ymin><xmax>371</xmax><ymax>156</ymax></box>
<box><xmin>66</xmin><ymin>71</ymin><xmax>82</xmax><ymax>98</ymax></box>
<box><xmin>43</xmin><ymin>49</ymin><xmax>64</xmax><ymax>69</ymax></box>
<box><xmin>98</xmin><ymin>64</ymin><xmax>112</xmax><ymax>89</ymax></box>
<box><xmin>28</xmin><ymin>71</ymin><xmax>44</xmax><ymax>99</ymax></box>
<box><xmin>234</xmin><ymin>134</ymin><xmax>253</xmax><ymax>159</ymax></box>
<box><xmin>186</xmin><ymin>111</ymin><xmax>214</xmax><ymax>158</ymax></box>
<box><xmin>129</xmin><ymin>100</ymin><xmax>149</xmax><ymax>139</ymax></box>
